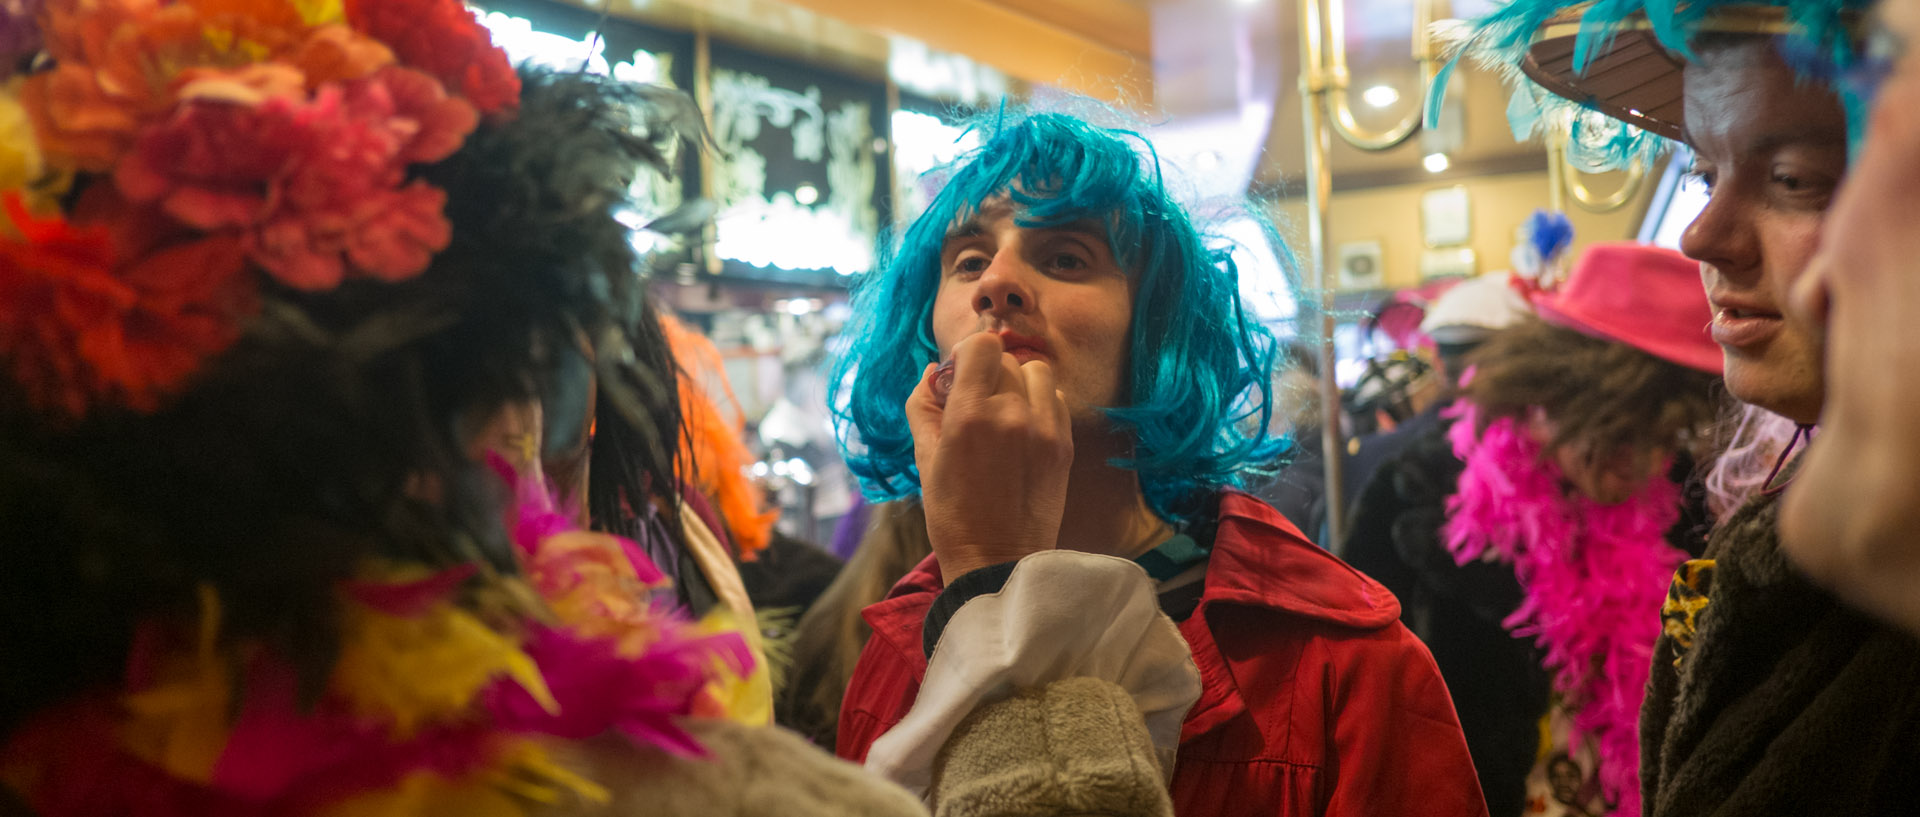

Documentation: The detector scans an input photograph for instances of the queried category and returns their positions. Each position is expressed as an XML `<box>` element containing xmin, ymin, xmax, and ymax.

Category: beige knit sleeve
<box><xmin>929</xmin><ymin>676</ymin><xmax>1174</xmax><ymax>817</ymax></box>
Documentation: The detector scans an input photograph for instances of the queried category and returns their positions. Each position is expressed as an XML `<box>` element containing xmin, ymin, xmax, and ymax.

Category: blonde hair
<box><xmin>776</xmin><ymin>501</ymin><xmax>932</xmax><ymax>749</ymax></box>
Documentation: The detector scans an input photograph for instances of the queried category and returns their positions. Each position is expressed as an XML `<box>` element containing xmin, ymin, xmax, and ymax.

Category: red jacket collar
<box><xmin>1201</xmin><ymin>492</ymin><xmax>1401</xmax><ymax>627</ymax></box>
<box><xmin>1176</xmin><ymin>492</ymin><xmax>1402</xmax><ymax>739</ymax></box>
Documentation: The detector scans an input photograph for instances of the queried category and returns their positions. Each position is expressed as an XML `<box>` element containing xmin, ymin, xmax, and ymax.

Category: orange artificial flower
<box><xmin>289</xmin><ymin>24</ymin><xmax>396</xmax><ymax>87</ymax></box>
<box><xmin>25</xmin><ymin>0</ymin><xmax>309</xmax><ymax>170</ymax></box>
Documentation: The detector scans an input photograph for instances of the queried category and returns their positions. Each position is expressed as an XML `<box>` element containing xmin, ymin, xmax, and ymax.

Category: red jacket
<box><xmin>837</xmin><ymin>492</ymin><xmax>1488</xmax><ymax>817</ymax></box>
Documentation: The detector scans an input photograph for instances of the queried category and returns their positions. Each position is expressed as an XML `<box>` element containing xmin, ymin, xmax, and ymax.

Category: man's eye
<box><xmin>954</xmin><ymin>256</ymin><xmax>989</xmax><ymax>274</ymax></box>
<box><xmin>1682</xmin><ymin>168</ymin><xmax>1716</xmax><ymax>194</ymax></box>
<box><xmin>1049</xmin><ymin>253</ymin><xmax>1087</xmax><ymax>271</ymax></box>
<box><xmin>1770</xmin><ymin>169</ymin><xmax>1834</xmax><ymax>199</ymax></box>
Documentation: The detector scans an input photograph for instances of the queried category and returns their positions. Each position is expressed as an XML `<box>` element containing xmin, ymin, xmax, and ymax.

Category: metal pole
<box><xmin>1547</xmin><ymin>133</ymin><xmax>1568</xmax><ymax>213</ymax></box>
<box><xmin>1299</xmin><ymin>0</ymin><xmax>1348</xmax><ymax>547</ymax></box>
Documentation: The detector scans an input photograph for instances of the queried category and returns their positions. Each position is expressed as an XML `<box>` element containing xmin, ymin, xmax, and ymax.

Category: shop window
<box><xmin>707</xmin><ymin>46</ymin><xmax>887</xmax><ymax>278</ymax></box>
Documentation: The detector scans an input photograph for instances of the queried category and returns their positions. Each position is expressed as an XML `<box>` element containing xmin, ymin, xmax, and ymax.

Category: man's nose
<box><xmin>973</xmin><ymin>256</ymin><xmax>1036</xmax><ymax>317</ymax></box>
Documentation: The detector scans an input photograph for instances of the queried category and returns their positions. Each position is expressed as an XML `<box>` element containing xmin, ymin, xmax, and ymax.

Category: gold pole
<box><xmin>1547</xmin><ymin>134</ymin><xmax>1568</xmax><ymax>212</ymax></box>
<box><xmin>694</xmin><ymin>29</ymin><xmax>721</xmax><ymax>276</ymax></box>
<box><xmin>1548</xmin><ymin>126</ymin><xmax>1650</xmax><ymax>213</ymax></box>
<box><xmin>1300</xmin><ymin>0</ymin><xmax>1348</xmax><ymax>547</ymax></box>
<box><xmin>1322</xmin><ymin>0</ymin><xmax>1430</xmax><ymax>151</ymax></box>
<box><xmin>1565</xmin><ymin>155</ymin><xmax>1649</xmax><ymax>212</ymax></box>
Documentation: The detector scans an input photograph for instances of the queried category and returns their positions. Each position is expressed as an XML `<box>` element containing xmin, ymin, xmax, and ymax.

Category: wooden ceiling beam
<box><xmin>593</xmin><ymin>0</ymin><xmax>1153</xmax><ymax>104</ymax></box>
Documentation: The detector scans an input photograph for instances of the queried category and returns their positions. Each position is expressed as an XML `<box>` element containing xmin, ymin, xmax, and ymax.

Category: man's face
<box><xmin>1681</xmin><ymin>39</ymin><xmax>1849</xmax><ymax>424</ymax></box>
<box><xmin>930</xmin><ymin>199</ymin><xmax>1134</xmax><ymax>421</ymax></box>
<box><xmin>1547</xmin><ymin>757</ymin><xmax>1583</xmax><ymax>802</ymax></box>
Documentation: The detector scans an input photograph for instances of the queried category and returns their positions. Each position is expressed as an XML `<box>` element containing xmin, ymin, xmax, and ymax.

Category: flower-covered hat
<box><xmin>0</xmin><ymin>1</ymin><xmax>743</xmax><ymax>814</ymax></box>
<box><xmin>0</xmin><ymin>0</ymin><xmax>536</xmax><ymax>417</ymax></box>
<box><xmin>1431</xmin><ymin>0</ymin><xmax>1875</xmax><ymax>169</ymax></box>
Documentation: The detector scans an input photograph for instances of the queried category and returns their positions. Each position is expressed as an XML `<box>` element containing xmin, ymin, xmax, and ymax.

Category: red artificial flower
<box><xmin>113</xmin><ymin>79</ymin><xmax>315</xmax><ymax>231</ymax></box>
<box><xmin>345</xmin><ymin>0</ymin><xmax>520</xmax><ymax>118</ymax></box>
<box><xmin>0</xmin><ymin>192</ymin><xmax>256</xmax><ymax>417</ymax></box>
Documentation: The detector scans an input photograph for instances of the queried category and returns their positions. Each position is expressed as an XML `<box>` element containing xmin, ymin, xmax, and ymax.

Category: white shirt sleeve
<box><xmin>863</xmin><ymin>550</ymin><xmax>1203</xmax><ymax>798</ymax></box>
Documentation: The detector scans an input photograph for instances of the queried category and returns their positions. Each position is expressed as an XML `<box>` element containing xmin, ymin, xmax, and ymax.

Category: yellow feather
<box><xmin>692</xmin><ymin>607</ymin><xmax>773</xmax><ymax>726</ymax></box>
<box><xmin>119</xmin><ymin>585</ymin><xmax>231</xmax><ymax>782</ymax></box>
<box><xmin>491</xmin><ymin>742</ymin><xmax>612</xmax><ymax>806</ymax></box>
<box><xmin>292</xmin><ymin>0</ymin><xmax>346</xmax><ymax>24</ymax></box>
<box><xmin>330</xmin><ymin>600</ymin><xmax>558</xmax><ymax>737</ymax></box>
<box><xmin>316</xmin><ymin>769</ymin><xmax>527</xmax><ymax>817</ymax></box>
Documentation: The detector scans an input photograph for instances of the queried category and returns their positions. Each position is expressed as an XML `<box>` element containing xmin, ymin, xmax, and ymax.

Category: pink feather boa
<box><xmin>1442</xmin><ymin>402</ymin><xmax>1687</xmax><ymax>817</ymax></box>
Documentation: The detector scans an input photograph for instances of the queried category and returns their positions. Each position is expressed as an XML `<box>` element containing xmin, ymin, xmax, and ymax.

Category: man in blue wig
<box><xmin>1444</xmin><ymin>1</ymin><xmax>1920</xmax><ymax>815</ymax></box>
<box><xmin>826</xmin><ymin>109</ymin><xmax>1485</xmax><ymax>816</ymax></box>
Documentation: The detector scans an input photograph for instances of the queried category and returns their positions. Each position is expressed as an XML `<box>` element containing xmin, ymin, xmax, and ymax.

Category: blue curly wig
<box><xmin>830</xmin><ymin>106</ymin><xmax>1292</xmax><ymax>525</ymax></box>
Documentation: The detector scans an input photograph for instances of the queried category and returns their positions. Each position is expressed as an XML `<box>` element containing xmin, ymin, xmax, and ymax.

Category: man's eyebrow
<box><xmin>1683</xmin><ymin>126</ymin><xmax>1852</xmax><ymax>157</ymax></box>
<box><xmin>1746</xmin><ymin>127</ymin><xmax>1851</xmax><ymax>156</ymax></box>
<box><xmin>1040</xmin><ymin>218</ymin><xmax>1107</xmax><ymax>240</ymax></box>
<box><xmin>942</xmin><ymin>217</ymin><xmax>986</xmax><ymax>243</ymax></box>
<box><xmin>939</xmin><ymin>215</ymin><xmax>1110</xmax><ymax>246</ymax></box>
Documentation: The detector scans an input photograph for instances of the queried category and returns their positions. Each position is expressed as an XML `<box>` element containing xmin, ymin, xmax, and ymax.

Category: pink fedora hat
<box><xmin>1528</xmin><ymin>242</ymin><xmax>1722</xmax><ymax>375</ymax></box>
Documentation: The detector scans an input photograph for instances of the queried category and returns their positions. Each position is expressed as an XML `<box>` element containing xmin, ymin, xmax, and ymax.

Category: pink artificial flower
<box><xmin>250</xmin><ymin>180</ymin><xmax>449</xmax><ymax>289</ymax></box>
<box><xmin>276</xmin><ymin>84</ymin><xmax>402</xmax><ymax>212</ymax></box>
<box><xmin>114</xmin><ymin>65</ymin><xmax>468</xmax><ymax>290</ymax></box>
<box><xmin>348</xmin><ymin>65</ymin><xmax>477</xmax><ymax>165</ymax></box>
<box><xmin>341</xmin><ymin>180</ymin><xmax>450</xmax><ymax>282</ymax></box>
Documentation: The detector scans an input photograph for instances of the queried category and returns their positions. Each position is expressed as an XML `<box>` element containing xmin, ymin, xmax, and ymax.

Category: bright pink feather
<box><xmin>1442</xmin><ymin>401</ymin><xmax>1687</xmax><ymax>817</ymax></box>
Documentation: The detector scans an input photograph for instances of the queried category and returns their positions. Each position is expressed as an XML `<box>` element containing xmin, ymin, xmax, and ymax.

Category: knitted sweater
<box><xmin>1640</xmin><ymin>489</ymin><xmax>1920</xmax><ymax>816</ymax></box>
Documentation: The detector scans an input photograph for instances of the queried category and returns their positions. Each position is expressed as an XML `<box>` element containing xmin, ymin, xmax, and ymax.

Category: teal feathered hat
<box><xmin>1429</xmin><ymin>0</ymin><xmax>1875</xmax><ymax>169</ymax></box>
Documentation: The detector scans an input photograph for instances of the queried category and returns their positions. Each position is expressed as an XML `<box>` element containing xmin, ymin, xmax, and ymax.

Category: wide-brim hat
<box><xmin>1519</xmin><ymin>4</ymin><xmax>1860</xmax><ymax>141</ymax></box>
<box><xmin>1433</xmin><ymin>0</ymin><xmax>1871</xmax><ymax>169</ymax></box>
<box><xmin>1528</xmin><ymin>242</ymin><xmax>1722</xmax><ymax>375</ymax></box>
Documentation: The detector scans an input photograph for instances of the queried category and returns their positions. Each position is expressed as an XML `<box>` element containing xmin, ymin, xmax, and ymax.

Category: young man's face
<box><xmin>930</xmin><ymin>198</ymin><xmax>1135</xmax><ymax>421</ymax></box>
<box><xmin>1680</xmin><ymin>39</ymin><xmax>1849</xmax><ymax>424</ymax></box>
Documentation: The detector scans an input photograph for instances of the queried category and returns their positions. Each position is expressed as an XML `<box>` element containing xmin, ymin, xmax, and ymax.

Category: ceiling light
<box><xmin>793</xmin><ymin>183</ymin><xmax>820</xmax><ymax>206</ymax></box>
<box><xmin>1361</xmin><ymin>85</ymin><xmax>1400</xmax><ymax>108</ymax></box>
<box><xmin>1423</xmin><ymin>152</ymin><xmax>1450</xmax><ymax>173</ymax></box>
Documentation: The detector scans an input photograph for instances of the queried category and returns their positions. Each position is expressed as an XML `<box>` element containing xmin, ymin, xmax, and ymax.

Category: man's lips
<box><xmin>1006</xmin><ymin>347</ymin><xmax>1048</xmax><ymax>364</ymax></box>
<box><xmin>995</xmin><ymin>330</ymin><xmax>1050</xmax><ymax>361</ymax></box>
<box><xmin>1713</xmin><ymin>303</ymin><xmax>1781</xmax><ymax>320</ymax></box>
<box><xmin>1710</xmin><ymin>301</ymin><xmax>1784</xmax><ymax>348</ymax></box>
